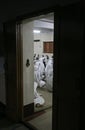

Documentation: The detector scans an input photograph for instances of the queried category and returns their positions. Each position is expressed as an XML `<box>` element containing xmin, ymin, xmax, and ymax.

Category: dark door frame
<box><xmin>16</xmin><ymin>7</ymin><xmax>60</xmax><ymax>129</ymax></box>
<box><xmin>3</xmin><ymin>6</ymin><xmax>59</xmax><ymax>124</ymax></box>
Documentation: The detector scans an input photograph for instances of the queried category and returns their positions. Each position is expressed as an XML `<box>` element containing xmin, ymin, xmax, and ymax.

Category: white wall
<box><xmin>22</xmin><ymin>21</ymin><xmax>34</xmax><ymax>106</ymax></box>
<box><xmin>0</xmin><ymin>57</ymin><xmax>6</xmax><ymax>105</ymax></box>
<box><xmin>34</xmin><ymin>30</ymin><xmax>53</xmax><ymax>57</ymax></box>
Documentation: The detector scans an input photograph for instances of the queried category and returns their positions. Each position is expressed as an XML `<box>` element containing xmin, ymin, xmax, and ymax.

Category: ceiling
<box><xmin>34</xmin><ymin>13</ymin><xmax>54</xmax><ymax>30</ymax></box>
<box><xmin>40</xmin><ymin>13</ymin><xmax>54</xmax><ymax>23</ymax></box>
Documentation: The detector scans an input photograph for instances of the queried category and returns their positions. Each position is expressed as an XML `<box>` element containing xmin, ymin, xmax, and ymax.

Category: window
<box><xmin>43</xmin><ymin>41</ymin><xmax>53</xmax><ymax>53</ymax></box>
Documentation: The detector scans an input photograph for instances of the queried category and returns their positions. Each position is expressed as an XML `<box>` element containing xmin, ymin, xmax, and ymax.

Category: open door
<box><xmin>21</xmin><ymin>13</ymin><xmax>54</xmax><ymax>126</ymax></box>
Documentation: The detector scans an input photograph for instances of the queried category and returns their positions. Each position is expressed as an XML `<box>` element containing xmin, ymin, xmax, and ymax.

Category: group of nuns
<box><xmin>34</xmin><ymin>54</ymin><xmax>53</xmax><ymax>107</ymax></box>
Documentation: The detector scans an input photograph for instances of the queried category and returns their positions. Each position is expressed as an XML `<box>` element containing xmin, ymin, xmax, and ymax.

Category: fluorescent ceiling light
<box><xmin>33</xmin><ymin>30</ymin><xmax>40</xmax><ymax>33</ymax></box>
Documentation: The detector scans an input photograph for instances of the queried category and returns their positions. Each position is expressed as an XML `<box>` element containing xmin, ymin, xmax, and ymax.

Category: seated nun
<box><xmin>34</xmin><ymin>81</ymin><xmax>45</xmax><ymax>107</ymax></box>
<box><xmin>45</xmin><ymin>58</ymin><xmax>53</xmax><ymax>92</ymax></box>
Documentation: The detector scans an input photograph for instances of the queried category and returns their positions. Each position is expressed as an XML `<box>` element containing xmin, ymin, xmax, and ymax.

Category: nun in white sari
<box><xmin>34</xmin><ymin>81</ymin><xmax>45</xmax><ymax>107</ymax></box>
<box><xmin>45</xmin><ymin>58</ymin><xmax>53</xmax><ymax>92</ymax></box>
<box><xmin>34</xmin><ymin>59</ymin><xmax>46</xmax><ymax>88</ymax></box>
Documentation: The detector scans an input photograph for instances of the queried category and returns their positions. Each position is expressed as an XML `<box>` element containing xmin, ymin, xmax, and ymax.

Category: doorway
<box><xmin>3</xmin><ymin>4</ymin><xmax>81</xmax><ymax>130</ymax></box>
<box><xmin>21</xmin><ymin>13</ymin><xmax>54</xmax><ymax>129</ymax></box>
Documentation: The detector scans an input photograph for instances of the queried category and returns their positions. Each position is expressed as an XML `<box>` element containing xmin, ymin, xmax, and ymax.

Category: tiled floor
<box><xmin>28</xmin><ymin>108</ymin><xmax>52</xmax><ymax>130</ymax></box>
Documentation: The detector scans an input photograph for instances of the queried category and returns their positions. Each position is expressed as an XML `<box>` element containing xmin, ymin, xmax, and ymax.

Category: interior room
<box><xmin>22</xmin><ymin>13</ymin><xmax>54</xmax><ymax>130</ymax></box>
<box><xmin>33</xmin><ymin>14</ymin><xmax>54</xmax><ymax>112</ymax></box>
